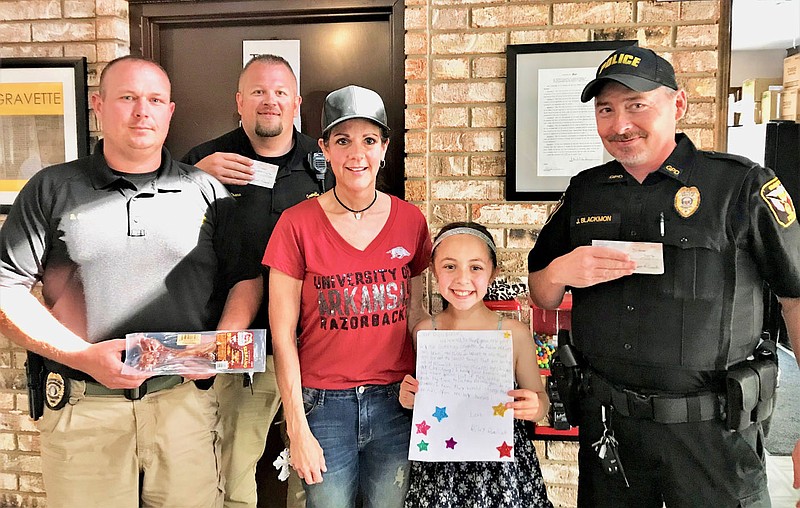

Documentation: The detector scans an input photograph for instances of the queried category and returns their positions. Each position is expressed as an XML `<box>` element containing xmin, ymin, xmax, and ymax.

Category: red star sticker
<box><xmin>415</xmin><ymin>420</ymin><xmax>431</xmax><ymax>435</ymax></box>
<box><xmin>497</xmin><ymin>441</ymin><xmax>513</xmax><ymax>458</ymax></box>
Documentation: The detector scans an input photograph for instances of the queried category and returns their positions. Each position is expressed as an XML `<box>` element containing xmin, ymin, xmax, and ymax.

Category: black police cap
<box><xmin>581</xmin><ymin>46</ymin><xmax>678</xmax><ymax>103</ymax></box>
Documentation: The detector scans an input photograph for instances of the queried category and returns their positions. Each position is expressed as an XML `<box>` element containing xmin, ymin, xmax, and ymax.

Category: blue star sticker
<box><xmin>432</xmin><ymin>406</ymin><xmax>448</xmax><ymax>422</ymax></box>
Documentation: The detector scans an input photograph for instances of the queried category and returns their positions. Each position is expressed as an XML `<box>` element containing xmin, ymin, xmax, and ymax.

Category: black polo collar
<box><xmin>89</xmin><ymin>140</ymin><xmax>182</xmax><ymax>192</ymax></box>
<box><xmin>234</xmin><ymin>127</ymin><xmax>309</xmax><ymax>171</ymax></box>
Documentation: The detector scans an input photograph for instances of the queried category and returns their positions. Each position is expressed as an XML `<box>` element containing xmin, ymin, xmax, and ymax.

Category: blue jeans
<box><xmin>302</xmin><ymin>383</ymin><xmax>411</xmax><ymax>508</ymax></box>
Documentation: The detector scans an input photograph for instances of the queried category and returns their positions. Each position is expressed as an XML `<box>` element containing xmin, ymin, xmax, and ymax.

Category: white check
<box><xmin>592</xmin><ymin>240</ymin><xmax>664</xmax><ymax>275</ymax></box>
<box><xmin>249</xmin><ymin>160</ymin><xmax>279</xmax><ymax>189</ymax></box>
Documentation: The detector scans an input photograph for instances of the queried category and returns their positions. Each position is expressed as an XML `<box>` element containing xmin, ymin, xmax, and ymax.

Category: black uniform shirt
<box><xmin>183</xmin><ymin>127</ymin><xmax>334</xmax><ymax>340</ymax></box>
<box><xmin>529</xmin><ymin>134</ymin><xmax>800</xmax><ymax>392</ymax></box>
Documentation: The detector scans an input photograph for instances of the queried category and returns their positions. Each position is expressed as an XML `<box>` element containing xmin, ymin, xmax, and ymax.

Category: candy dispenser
<box><xmin>530</xmin><ymin>293</ymin><xmax>572</xmax><ymax>373</ymax></box>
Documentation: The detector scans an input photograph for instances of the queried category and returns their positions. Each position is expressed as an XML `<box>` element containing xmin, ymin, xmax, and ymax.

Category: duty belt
<box><xmin>588</xmin><ymin>371</ymin><xmax>722</xmax><ymax>424</ymax></box>
<box><xmin>82</xmin><ymin>376</ymin><xmax>183</xmax><ymax>400</ymax></box>
<box><xmin>43</xmin><ymin>358</ymin><xmax>183</xmax><ymax>401</ymax></box>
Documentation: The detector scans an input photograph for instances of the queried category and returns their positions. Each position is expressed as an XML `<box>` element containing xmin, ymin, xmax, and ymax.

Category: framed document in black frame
<box><xmin>0</xmin><ymin>57</ymin><xmax>89</xmax><ymax>209</ymax></box>
<box><xmin>506</xmin><ymin>40</ymin><xmax>636</xmax><ymax>201</ymax></box>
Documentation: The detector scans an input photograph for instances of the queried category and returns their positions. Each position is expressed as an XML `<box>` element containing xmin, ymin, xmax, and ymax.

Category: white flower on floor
<box><xmin>273</xmin><ymin>448</ymin><xmax>292</xmax><ymax>481</ymax></box>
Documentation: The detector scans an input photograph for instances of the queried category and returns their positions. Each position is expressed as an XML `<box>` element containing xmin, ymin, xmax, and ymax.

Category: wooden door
<box><xmin>129</xmin><ymin>0</ymin><xmax>405</xmax><ymax>196</ymax></box>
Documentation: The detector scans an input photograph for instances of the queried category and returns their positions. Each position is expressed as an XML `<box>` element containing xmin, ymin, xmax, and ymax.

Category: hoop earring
<box><xmin>379</xmin><ymin>160</ymin><xmax>386</xmax><ymax>168</ymax></box>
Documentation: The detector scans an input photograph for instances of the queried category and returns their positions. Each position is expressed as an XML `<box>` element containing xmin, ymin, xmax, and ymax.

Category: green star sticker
<box><xmin>417</xmin><ymin>440</ymin><xmax>429</xmax><ymax>452</ymax></box>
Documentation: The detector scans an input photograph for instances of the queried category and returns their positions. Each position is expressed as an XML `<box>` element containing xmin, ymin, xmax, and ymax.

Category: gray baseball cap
<box><xmin>321</xmin><ymin>85</ymin><xmax>390</xmax><ymax>135</ymax></box>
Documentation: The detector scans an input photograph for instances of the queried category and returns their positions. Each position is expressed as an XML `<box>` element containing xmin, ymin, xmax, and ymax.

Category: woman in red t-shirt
<box><xmin>264</xmin><ymin>85</ymin><xmax>431</xmax><ymax>508</ymax></box>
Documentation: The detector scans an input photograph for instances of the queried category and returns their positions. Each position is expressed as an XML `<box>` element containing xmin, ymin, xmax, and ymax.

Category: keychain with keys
<box><xmin>592</xmin><ymin>405</ymin><xmax>630</xmax><ymax>487</ymax></box>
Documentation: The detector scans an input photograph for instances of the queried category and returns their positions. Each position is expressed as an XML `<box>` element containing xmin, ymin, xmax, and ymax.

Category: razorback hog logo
<box><xmin>387</xmin><ymin>246</ymin><xmax>411</xmax><ymax>259</ymax></box>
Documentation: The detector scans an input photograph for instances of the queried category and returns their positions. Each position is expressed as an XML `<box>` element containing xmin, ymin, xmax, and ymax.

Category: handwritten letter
<box><xmin>409</xmin><ymin>330</ymin><xmax>514</xmax><ymax>462</ymax></box>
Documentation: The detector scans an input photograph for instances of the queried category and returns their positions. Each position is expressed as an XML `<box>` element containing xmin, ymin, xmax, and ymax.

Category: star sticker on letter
<box><xmin>497</xmin><ymin>441</ymin><xmax>513</xmax><ymax>458</ymax></box>
<box><xmin>503</xmin><ymin>330</ymin><xmax>512</xmax><ymax>339</ymax></box>
<box><xmin>445</xmin><ymin>437</ymin><xmax>457</xmax><ymax>449</ymax></box>
<box><xmin>432</xmin><ymin>406</ymin><xmax>449</xmax><ymax>422</ymax></box>
<box><xmin>415</xmin><ymin>420</ymin><xmax>431</xmax><ymax>435</ymax></box>
<box><xmin>417</xmin><ymin>440</ymin><xmax>429</xmax><ymax>452</ymax></box>
<box><xmin>492</xmin><ymin>402</ymin><xmax>508</xmax><ymax>417</ymax></box>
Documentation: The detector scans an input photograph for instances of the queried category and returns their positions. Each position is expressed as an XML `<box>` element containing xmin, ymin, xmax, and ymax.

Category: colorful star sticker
<box><xmin>417</xmin><ymin>440</ymin><xmax>429</xmax><ymax>452</ymax></box>
<box><xmin>445</xmin><ymin>437</ymin><xmax>457</xmax><ymax>449</ymax></box>
<box><xmin>432</xmin><ymin>406</ymin><xmax>449</xmax><ymax>422</ymax></box>
<box><xmin>497</xmin><ymin>441</ymin><xmax>513</xmax><ymax>458</ymax></box>
<box><xmin>415</xmin><ymin>420</ymin><xmax>431</xmax><ymax>435</ymax></box>
<box><xmin>503</xmin><ymin>330</ymin><xmax>512</xmax><ymax>339</ymax></box>
<box><xmin>492</xmin><ymin>402</ymin><xmax>508</xmax><ymax>417</ymax></box>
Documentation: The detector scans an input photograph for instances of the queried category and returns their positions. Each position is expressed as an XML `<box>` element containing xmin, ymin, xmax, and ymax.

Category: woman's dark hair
<box><xmin>432</xmin><ymin>221</ymin><xmax>497</xmax><ymax>269</ymax></box>
<box><xmin>321</xmin><ymin>120</ymin><xmax>390</xmax><ymax>144</ymax></box>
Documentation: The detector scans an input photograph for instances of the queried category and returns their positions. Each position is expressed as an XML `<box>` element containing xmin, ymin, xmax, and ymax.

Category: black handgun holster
<box><xmin>550</xmin><ymin>330</ymin><xmax>585</xmax><ymax>427</ymax></box>
<box><xmin>25</xmin><ymin>351</ymin><xmax>46</xmax><ymax>421</ymax></box>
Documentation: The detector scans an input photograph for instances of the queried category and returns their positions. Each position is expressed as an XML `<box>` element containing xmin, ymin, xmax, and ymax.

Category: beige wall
<box><xmin>0</xmin><ymin>1</ymin><xmax>722</xmax><ymax>506</ymax></box>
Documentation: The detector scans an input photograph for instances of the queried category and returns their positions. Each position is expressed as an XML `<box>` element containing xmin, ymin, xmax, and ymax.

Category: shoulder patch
<box><xmin>760</xmin><ymin>177</ymin><xmax>796</xmax><ymax>228</ymax></box>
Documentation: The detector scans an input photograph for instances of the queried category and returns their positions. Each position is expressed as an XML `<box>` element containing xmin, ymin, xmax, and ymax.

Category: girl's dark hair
<box><xmin>432</xmin><ymin>221</ymin><xmax>497</xmax><ymax>269</ymax></box>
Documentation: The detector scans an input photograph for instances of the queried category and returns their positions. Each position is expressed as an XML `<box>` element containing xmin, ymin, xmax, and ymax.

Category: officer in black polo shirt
<box><xmin>183</xmin><ymin>54</ymin><xmax>333</xmax><ymax>508</ymax></box>
<box><xmin>528</xmin><ymin>45</ymin><xmax>800</xmax><ymax>507</ymax></box>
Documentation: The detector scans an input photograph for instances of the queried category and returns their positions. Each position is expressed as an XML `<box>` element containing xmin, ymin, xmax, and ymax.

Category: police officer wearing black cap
<box><xmin>528</xmin><ymin>45</ymin><xmax>800</xmax><ymax>507</ymax></box>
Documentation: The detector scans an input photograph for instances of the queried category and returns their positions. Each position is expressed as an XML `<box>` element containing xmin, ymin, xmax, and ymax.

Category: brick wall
<box><xmin>0</xmin><ymin>0</ymin><xmax>130</xmax><ymax>141</ymax></box>
<box><xmin>405</xmin><ymin>0</ymin><xmax>721</xmax><ymax>283</ymax></box>
<box><xmin>0</xmin><ymin>1</ymin><xmax>722</xmax><ymax>506</ymax></box>
<box><xmin>404</xmin><ymin>1</ymin><xmax>721</xmax><ymax>505</ymax></box>
<box><xmin>0</xmin><ymin>1</ymin><xmax>129</xmax><ymax>505</ymax></box>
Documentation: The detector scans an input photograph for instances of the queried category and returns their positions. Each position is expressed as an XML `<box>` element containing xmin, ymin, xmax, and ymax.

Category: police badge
<box><xmin>44</xmin><ymin>372</ymin><xmax>70</xmax><ymax>410</ymax></box>
<box><xmin>674</xmin><ymin>186</ymin><xmax>700</xmax><ymax>218</ymax></box>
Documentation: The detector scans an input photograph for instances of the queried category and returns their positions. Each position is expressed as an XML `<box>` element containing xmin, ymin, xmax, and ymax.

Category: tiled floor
<box><xmin>767</xmin><ymin>452</ymin><xmax>799</xmax><ymax>507</ymax></box>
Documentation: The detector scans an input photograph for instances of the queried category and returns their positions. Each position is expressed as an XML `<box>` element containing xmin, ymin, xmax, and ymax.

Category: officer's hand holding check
<box><xmin>540</xmin><ymin>245</ymin><xmax>636</xmax><ymax>289</ymax></box>
<box><xmin>193</xmin><ymin>151</ymin><xmax>255</xmax><ymax>185</ymax></box>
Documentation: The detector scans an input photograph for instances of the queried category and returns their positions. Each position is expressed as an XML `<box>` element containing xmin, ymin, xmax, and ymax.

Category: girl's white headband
<box><xmin>431</xmin><ymin>227</ymin><xmax>496</xmax><ymax>254</ymax></box>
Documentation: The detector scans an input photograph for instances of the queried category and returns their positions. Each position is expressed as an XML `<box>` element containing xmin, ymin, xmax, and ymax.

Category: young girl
<box><xmin>400</xmin><ymin>222</ymin><xmax>553</xmax><ymax>508</ymax></box>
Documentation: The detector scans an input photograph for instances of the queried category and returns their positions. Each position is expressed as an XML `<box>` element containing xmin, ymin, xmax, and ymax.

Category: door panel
<box><xmin>130</xmin><ymin>1</ymin><xmax>404</xmax><ymax>196</ymax></box>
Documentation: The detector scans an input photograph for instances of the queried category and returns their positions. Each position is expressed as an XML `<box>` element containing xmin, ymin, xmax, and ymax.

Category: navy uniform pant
<box><xmin>577</xmin><ymin>396</ymin><xmax>770</xmax><ymax>508</ymax></box>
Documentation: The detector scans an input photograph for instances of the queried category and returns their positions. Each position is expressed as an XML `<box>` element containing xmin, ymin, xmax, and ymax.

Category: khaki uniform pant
<box><xmin>38</xmin><ymin>380</ymin><xmax>223</xmax><ymax>508</ymax></box>
<box><xmin>217</xmin><ymin>355</ymin><xmax>306</xmax><ymax>508</ymax></box>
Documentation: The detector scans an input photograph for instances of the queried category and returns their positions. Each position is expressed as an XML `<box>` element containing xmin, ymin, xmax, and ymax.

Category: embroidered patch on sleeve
<box><xmin>760</xmin><ymin>177</ymin><xmax>797</xmax><ymax>228</ymax></box>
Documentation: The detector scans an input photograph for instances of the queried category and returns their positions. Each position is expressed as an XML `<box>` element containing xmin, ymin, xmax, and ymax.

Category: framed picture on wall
<box><xmin>506</xmin><ymin>40</ymin><xmax>636</xmax><ymax>201</ymax></box>
<box><xmin>0</xmin><ymin>57</ymin><xmax>89</xmax><ymax>209</ymax></box>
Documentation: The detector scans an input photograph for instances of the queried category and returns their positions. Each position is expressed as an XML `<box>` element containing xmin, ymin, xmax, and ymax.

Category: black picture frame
<box><xmin>506</xmin><ymin>40</ymin><xmax>636</xmax><ymax>201</ymax></box>
<box><xmin>0</xmin><ymin>57</ymin><xmax>89</xmax><ymax>211</ymax></box>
